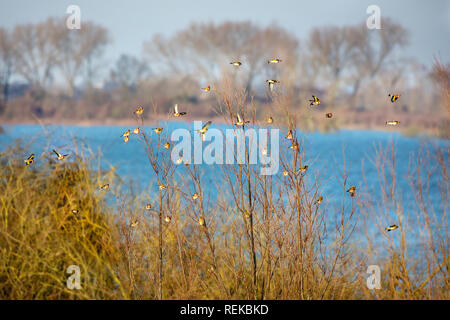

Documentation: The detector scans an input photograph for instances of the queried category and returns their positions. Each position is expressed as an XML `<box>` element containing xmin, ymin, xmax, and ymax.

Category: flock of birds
<box><xmin>22</xmin><ymin>57</ymin><xmax>400</xmax><ymax>233</ymax></box>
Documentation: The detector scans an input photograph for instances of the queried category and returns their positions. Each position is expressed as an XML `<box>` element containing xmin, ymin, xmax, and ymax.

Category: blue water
<box><xmin>0</xmin><ymin>123</ymin><xmax>448</xmax><ymax>219</ymax></box>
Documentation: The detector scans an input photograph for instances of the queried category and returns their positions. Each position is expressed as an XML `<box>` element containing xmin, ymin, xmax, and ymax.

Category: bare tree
<box><xmin>53</xmin><ymin>20</ymin><xmax>110</xmax><ymax>96</ymax></box>
<box><xmin>0</xmin><ymin>28</ymin><xmax>14</xmax><ymax>106</ymax></box>
<box><xmin>110</xmin><ymin>54</ymin><xmax>150</xmax><ymax>91</ymax></box>
<box><xmin>144</xmin><ymin>21</ymin><xmax>299</xmax><ymax>96</ymax></box>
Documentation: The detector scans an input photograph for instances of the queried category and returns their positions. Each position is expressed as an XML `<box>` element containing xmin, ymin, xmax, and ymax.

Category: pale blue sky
<box><xmin>1</xmin><ymin>0</ymin><xmax>449</xmax><ymax>68</ymax></box>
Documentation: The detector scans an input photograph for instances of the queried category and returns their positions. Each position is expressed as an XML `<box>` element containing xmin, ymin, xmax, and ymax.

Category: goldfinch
<box><xmin>145</xmin><ymin>204</ymin><xmax>152</xmax><ymax>210</ymax></box>
<box><xmin>53</xmin><ymin>149</ymin><xmax>69</xmax><ymax>160</ymax></box>
<box><xmin>289</xmin><ymin>141</ymin><xmax>299</xmax><ymax>150</ymax></box>
<box><xmin>173</xmin><ymin>104</ymin><xmax>186</xmax><ymax>117</ymax></box>
<box><xmin>100</xmin><ymin>184</ymin><xmax>110</xmax><ymax>190</ymax></box>
<box><xmin>386</xmin><ymin>121</ymin><xmax>400</xmax><ymax>126</ymax></box>
<box><xmin>326</xmin><ymin>113</ymin><xmax>333</xmax><ymax>118</ymax></box>
<box><xmin>268</xmin><ymin>58</ymin><xmax>282</xmax><ymax>64</ymax></box>
<box><xmin>316</xmin><ymin>196</ymin><xmax>323</xmax><ymax>204</ymax></box>
<box><xmin>25</xmin><ymin>154</ymin><xmax>34</xmax><ymax>166</ymax></box>
<box><xmin>266</xmin><ymin>79</ymin><xmax>279</xmax><ymax>91</ymax></box>
<box><xmin>153</xmin><ymin>128</ymin><xmax>163</xmax><ymax>134</ymax></box>
<box><xmin>266</xmin><ymin>116</ymin><xmax>274</xmax><ymax>124</ymax></box>
<box><xmin>133</xmin><ymin>128</ymin><xmax>140</xmax><ymax>134</ymax></box>
<box><xmin>283</xmin><ymin>170</ymin><xmax>289</xmax><ymax>177</ymax></box>
<box><xmin>159</xmin><ymin>184</ymin><xmax>166</xmax><ymax>190</ymax></box>
<box><xmin>130</xmin><ymin>219</ymin><xmax>139</xmax><ymax>228</ymax></box>
<box><xmin>346</xmin><ymin>186</ymin><xmax>356</xmax><ymax>197</ymax></box>
<box><xmin>196</xmin><ymin>121</ymin><xmax>212</xmax><ymax>141</ymax></box>
<box><xmin>298</xmin><ymin>165</ymin><xmax>308</xmax><ymax>174</ymax></box>
<box><xmin>164</xmin><ymin>142</ymin><xmax>170</xmax><ymax>149</ymax></box>
<box><xmin>385</xmin><ymin>224</ymin><xmax>399</xmax><ymax>232</ymax></box>
<box><xmin>198</xmin><ymin>217</ymin><xmax>206</xmax><ymax>226</ymax></box>
<box><xmin>176</xmin><ymin>157</ymin><xmax>183</xmax><ymax>164</ymax></box>
<box><xmin>230</xmin><ymin>61</ymin><xmax>242</xmax><ymax>67</ymax></box>
<box><xmin>121</xmin><ymin>129</ymin><xmax>131</xmax><ymax>137</ymax></box>
<box><xmin>235</xmin><ymin>113</ymin><xmax>250</xmax><ymax>126</ymax></box>
<box><xmin>202</xmin><ymin>85</ymin><xmax>211</xmax><ymax>92</ymax></box>
<box><xmin>309</xmin><ymin>95</ymin><xmax>321</xmax><ymax>106</ymax></box>
<box><xmin>286</xmin><ymin>130</ymin><xmax>293</xmax><ymax>140</ymax></box>
<box><xmin>134</xmin><ymin>106</ymin><xmax>144</xmax><ymax>115</ymax></box>
<box><xmin>165</xmin><ymin>215</ymin><xmax>172</xmax><ymax>223</ymax></box>
<box><xmin>192</xmin><ymin>193</ymin><xmax>199</xmax><ymax>200</ymax></box>
<box><xmin>123</xmin><ymin>136</ymin><xmax>129</xmax><ymax>143</ymax></box>
<box><xmin>388</xmin><ymin>94</ymin><xmax>400</xmax><ymax>103</ymax></box>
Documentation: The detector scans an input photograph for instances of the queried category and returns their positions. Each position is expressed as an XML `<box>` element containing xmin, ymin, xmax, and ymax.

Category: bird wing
<box><xmin>28</xmin><ymin>154</ymin><xmax>35</xmax><ymax>161</ymax></box>
<box><xmin>237</xmin><ymin>113</ymin><xmax>242</xmax><ymax>123</ymax></box>
<box><xmin>174</xmin><ymin>104</ymin><xmax>178</xmax><ymax>113</ymax></box>
<box><xmin>53</xmin><ymin>149</ymin><xmax>61</xmax><ymax>157</ymax></box>
<box><xmin>202</xmin><ymin>121</ymin><xmax>212</xmax><ymax>130</ymax></box>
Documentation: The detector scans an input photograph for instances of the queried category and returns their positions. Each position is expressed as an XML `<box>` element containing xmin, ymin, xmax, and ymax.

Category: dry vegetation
<box><xmin>0</xmin><ymin>59</ymin><xmax>448</xmax><ymax>299</ymax></box>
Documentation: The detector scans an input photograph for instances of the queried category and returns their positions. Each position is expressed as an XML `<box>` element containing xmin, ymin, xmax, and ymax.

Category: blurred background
<box><xmin>0</xmin><ymin>0</ymin><xmax>449</xmax><ymax>136</ymax></box>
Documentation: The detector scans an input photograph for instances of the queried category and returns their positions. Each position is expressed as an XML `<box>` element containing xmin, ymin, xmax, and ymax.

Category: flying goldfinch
<box><xmin>326</xmin><ymin>113</ymin><xmax>333</xmax><ymax>118</ymax></box>
<box><xmin>309</xmin><ymin>95</ymin><xmax>321</xmax><ymax>106</ymax></box>
<box><xmin>388</xmin><ymin>94</ymin><xmax>400</xmax><ymax>103</ymax></box>
<box><xmin>123</xmin><ymin>136</ymin><xmax>129</xmax><ymax>143</ymax></box>
<box><xmin>145</xmin><ymin>204</ymin><xmax>152</xmax><ymax>210</ymax></box>
<box><xmin>266</xmin><ymin>79</ymin><xmax>279</xmax><ymax>91</ymax></box>
<box><xmin>283</xmin><ymin>170</ymin><xmax>289</xmax><ymax>176</ymax></box>
<box><xmin>268</xmin><ymin>58</ymin><xmax>282</xmax><ymax>64</ymax></box>
<box><xmin>134</xmin><ymin>106</ymin><xmax>144</xmax><ymax>115</ymax></box>
<box><xmin>130</xmin><ymin>219</ymin><xmax>139</xmax><ymax>228</ymax></box>
<box><xmin>316</xmin><ymin>195</ymin><xmax>323</xmax><ymax>204</ymax></box>
<box><xmin>53</xmin><ymin>149</ymin><xmax>69</xmax><ymax>160</ymax></box>
<box><xmin>164</xmin><ymin>215</ymin><xmax>172</xmax><ymax>223</ymax></box>
<box><xmin>198</xmin><ymin>217</ymin><xmax>206</xmax><ymax>226</ymax></box>
<box><xmin>235</xmin><ymin>113</ymin><xmax>250</xmax><ymax>126</ymax></box>
<box><xmin>164</xmin><ymin>142</ymin><xmax>170</xmax><ymax>149</ymax></box>
<box><xmin>230</xmin><ymin>61</ymin><xmax>242</xmax><ymax>67</ymax></box>
<box><xmin>25</xmin><ymin>154</ymin><xmax>34</xmax><ymax>166</ymax></box>
<box><xmin>266</xmin><ymin>116</ymin><xmax>274</xmax><ymax>124</ymax></box>
<box><xmin>192</xmin><ymin>193</ymin><xmax>199</xmax><ymax>200</ymax></box>
<box><xmin>346</xmin><ymin>186</ymin><xmax>356</xmax><ymax>197</ymax></box>
<box><xmin>173</xmin><ymin>104</ymin><xmax>186</xmax><ymax>117</ymax></box>
<box><xmin>100</xmin><ymin>184</ymin><xmax>110</xmax><ymax>190</ymax></box>
<box><xmin>196</xmin><ymin>121</ymin><xmax>212</xmax><ymax>141</ymax></box>
<box><xmin>386</xmin><ymin>120</ymin><xmax>400</xmax><ymax>126</ymax></box>
<box><xmin>286</xmin><ymin>130</ymin><xmax>293</xmax><ymax>140</ymax></box>
<box><xmin>202</xmin><ymin>85</ymin><xmax>211</xmax><ymax>92</ymax></box>
<box><xmin>385</xmin><ymin>224</ymin><xmax>399</xmax><ymax>232</ymax></box>
<box><xmin>153</xmin><ymin>128</ymin><xmax>163</xmax><ymax>134</ymax></box>
<box><xmin>133</xmin><ymin>128</ymin><xmax>140</xmax><ymax>134</ymax></box>
<box><xmin>121</xmin><ymin>129</ymin><xmax>131</xmax><ymax>137</ymax></box>
<box><xmin>159</xmin><ymin>184</ymin><xmax>166</xmax><ymax>190</ymax></box>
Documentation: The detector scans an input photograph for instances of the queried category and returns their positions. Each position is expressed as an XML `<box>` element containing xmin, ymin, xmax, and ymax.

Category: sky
<box><xmin>1</xmin><ymin>0</ymin><xmax>449</xmax><ymax>70</ymax></box>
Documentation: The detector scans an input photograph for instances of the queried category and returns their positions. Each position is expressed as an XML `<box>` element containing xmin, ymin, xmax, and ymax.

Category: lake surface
<box><xmin>1</xmin><ymin>123</ymin><xmax>448</xmax><ymax>221</ymax></box>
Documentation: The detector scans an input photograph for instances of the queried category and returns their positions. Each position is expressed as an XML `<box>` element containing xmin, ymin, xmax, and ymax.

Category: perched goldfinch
<box><xmin>100</xmin><ymin>184</ymin><xmax>110</xmax><ymax>190</ymax></box>
<box><xmin>289</xmin><ymin>141</ymin><xmax>299</xmax><ymax>150</ymax></box>
<box><xmin>309</xmin><ymin>95</ymin><xmax>321</xmax><ymax>106</ymax></box>
<box><xmin>266</xmin><ymin>79</ymin><xmax>279</xmax><ymax>91</ymax></box>
<box><xmin>235</xmin><ymin>113</ymin><xmax>250</xmax><ymax>126</ymax></box>
<box><xmin>134</xmin><ymin>106</ymin><xmax>144</xmax><ymax>115</ymax></box>
<box><xmin>25</xmin><ymin>154</ymin><xmax>35</xmax><ymax>166</ymax></box>
<box><xmin>298</xmin><ymin>165</ymin><xmax>308</xmax><ymax>174</ymax></box>
<box><xmin>385</xmin><ymin>224</ymin><xmax>399</xmax><ymax>232</ymax></box>
<box><xmin>244</xmin><ymin>209</ymin><xmax>251</xmax><ymax>218</ymax></box>
<box><xmin>165</xmin><ymin>215</ymin><xmax>172</xmax><ymax>223</ymax></box>
<box><xmin>164</xmin><ymin>142</ymin><xmax>170</xmax><ymax>149</ymax></box>
<box><xmin>133</xmin><ymin>128</ymin><xmax>140</xmax><ymax>134</ymax></box>
<box><xmin>159</xmin><ymin>184</ymin><xmax>166</xmax><ymax>190</ymax></box>
<box><xmin>192</xmin><ymin>193</ymin><xmax>199</xmax><ymax>200</ymax></box>
<box><xmin>173</xmin><ymin>104</ymin><xmax>186</xmax><ymax>117</ymax></box>
<box><xmin>121</xmin><ymin>129</ymin><xmax>131</xmax><ymax>137</ymax></box>
<box><xmin>145</xmin><ymin>204</ymin><xmax>152</xmax><ymax>210</ymax></box>
<box><xmin>230</xmin><ymin>61</ymin><xmax>242</xmax><ymax>67</ymax></box>
<box><xmin>266</xmin><ymin>116</ymin><xmax>274</xmax><ymax>124</ymax></box>
<box><xmin>386</xmin><ymin>120</ymin><xmax>400</xmax><ymax>126</ymax></box>
<box><xmin>316</xmin><ymin>195</ymin><xmax>323</xmax><ymax>204</ymax></box>
<box><xmin>130</xmin><ymin>219</ymin><xmax>139</xmax><ymax>228</ymax></box>
<box><xmin>198</xmin><ymin>217</ymin><xmax>206</xmax><ymax>226</ymax></box>
<box><xmin>202</xmin><ymin>85</ymin><xmax>211</xmax><ymax>92</ymax></box>
<box><xmin>286</xmin><ymin>130</ymin><xmax>293</xmax><ymax>140</ymax></box>
<box><xmin>153</xmin><ymin>128</ymin><xmax>163</xmax><ymax>134</ymax></box>
<box><xmin>123</xmin><ymin>136</ymin><xmax>129</xmax><ymax>143</ymax></box>
<box><xmin>72</xmin><ymin>209</ymin><xmax>79</xmax><ymax>214</ymax></box>
<box><xmin>346</xmin><ymin>186</ymin><xmax>356</xmax><ymax>197</ymax></box>
<box><xmin>283</xmin><ymin>170</ymin><xmax>289</xmax><ymax>177</ymax></box>
<box><xmin>261</xmin><ymin>148</ymin><xmax>268</xmax><ymax>156</ymax></box>
<box><xmin>176</xmin><ymin>157</ymin><xmax>183</xmax><ymax>164</ymax></box>
<box><xmin>326</xmin><ymin>113</ymin><xmax>333</xmax><ymax>118</ymax></box>
<box><xmin>53</xmin><ymin>149</ymin><xmax>69</xmax><ymax>160</ymax></box>
<box><xmin>268</xmin><ymin>58</ymin><xmax>282</xmax><ymax>64</ymax></box>
<box><xmin>388</xmin><ymin>94</ymin><xmax>400</xmax><ymax>103</ymax></box>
